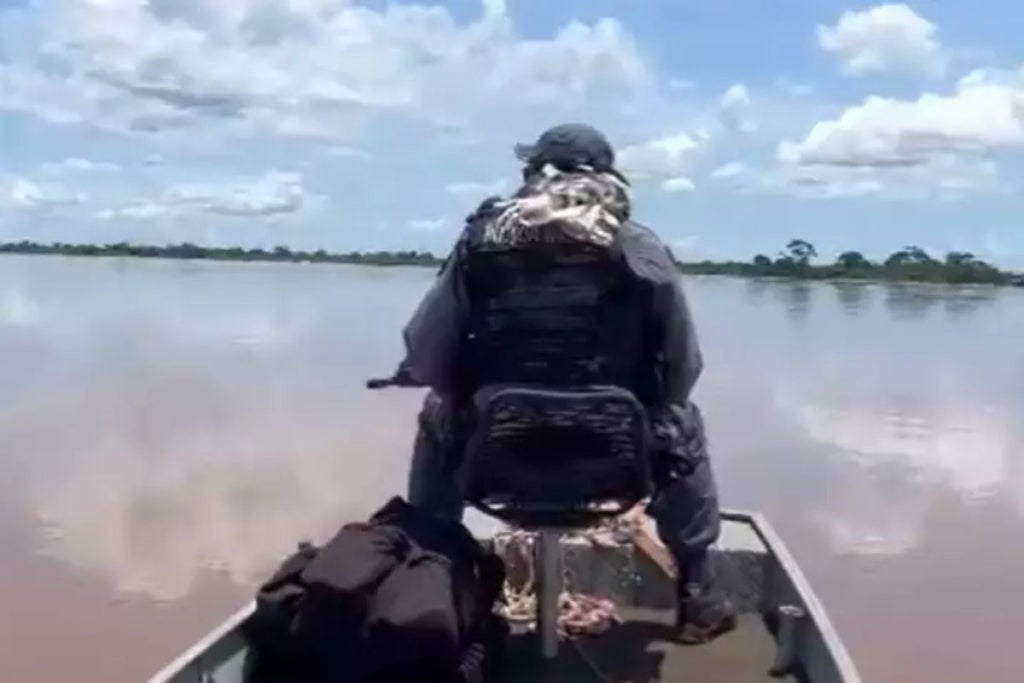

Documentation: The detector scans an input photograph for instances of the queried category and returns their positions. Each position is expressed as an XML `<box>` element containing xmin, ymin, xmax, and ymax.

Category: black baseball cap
<box><xmin>513</xmin><ymin>123</ymin><xmax>616</xmax><ymax>173</ymax></box>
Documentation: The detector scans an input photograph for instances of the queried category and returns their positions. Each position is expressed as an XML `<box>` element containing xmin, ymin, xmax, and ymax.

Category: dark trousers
<box><xmin>406</xmin><ymin>391</ymin><xmax>723</xmax><ymax>591</ymax></box>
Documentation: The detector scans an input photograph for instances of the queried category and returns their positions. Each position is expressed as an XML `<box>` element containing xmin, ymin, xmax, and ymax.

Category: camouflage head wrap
<box><xmin>482</xmin><ymin>163</ymin><xmax>631</xmax><ymax>247</ymax></box>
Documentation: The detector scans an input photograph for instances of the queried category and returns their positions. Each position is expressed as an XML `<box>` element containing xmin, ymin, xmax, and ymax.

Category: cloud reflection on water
<box><xmin>1</xmin><ymin>257</ymin><xmax>433</xmax><ymax>602</ymax></box>
<box><xmin>15</xmin><ymin>352</ymin><xmax>428</xmax><ymax>602</ymax></box>
<box><xmin>3</xmin><ymin>259</ymin><xmax>1024</xmax><ymax>682</ymax></box>
<box><xmin>773</xmin><ymin>378</ymin><xmax>1019</xmax><ymax>557</ymax></box>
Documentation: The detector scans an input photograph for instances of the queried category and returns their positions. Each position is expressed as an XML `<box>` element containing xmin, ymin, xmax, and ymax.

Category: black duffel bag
<box><xmin>244</xmin><ymin>497</ymin><xmax>508</xmax><ymax>683</ymax></box>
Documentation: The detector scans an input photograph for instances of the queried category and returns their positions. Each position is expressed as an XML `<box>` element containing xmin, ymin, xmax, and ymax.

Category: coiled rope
<box><xmin>491</xmin><ymin>515</ymin><xmax>643</xmax><ymax>638</ymax></box>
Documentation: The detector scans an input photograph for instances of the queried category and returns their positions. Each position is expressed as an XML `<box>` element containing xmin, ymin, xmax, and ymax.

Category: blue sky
<box><xmin>2</xmin><ymin>0</ymin><xmax>1024</xmax><ymax>267</ymax></box>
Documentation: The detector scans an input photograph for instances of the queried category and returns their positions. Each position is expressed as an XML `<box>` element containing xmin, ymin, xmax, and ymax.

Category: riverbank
<box><xmin>676</xmin><ymin>260</ymin><xmax>1024</xmax><ymax>287</ymax></box>
<box><xmin>0</xmin><ymin>241</ymin><xmax>444</xmax><ymax>268</ymax></box>
<box><xmin>3</xmin><ymin>240</ymin><xmax>1022</xmax><ymax>287</ymax></box>
<box><xmin>677</xmin><ymin>239</ymin><xmax>1024</xmax><ymax>287</ymax></box>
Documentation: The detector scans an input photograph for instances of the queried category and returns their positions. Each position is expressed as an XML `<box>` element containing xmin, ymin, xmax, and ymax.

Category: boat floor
<box><xmin>502</xmin><ymin>607</ymin><xmax>792</xmax><ymax>683</ymax></box>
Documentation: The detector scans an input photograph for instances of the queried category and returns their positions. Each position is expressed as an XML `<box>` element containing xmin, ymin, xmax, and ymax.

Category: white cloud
<box><xmin>668</xmin><ymin>235</ymin><xmax>719</xmax><ymax>262</ymax></box>
<box><xmin>710</xmin><ymin>162</ymin><xmax>748</xmax><ymax>179</ymax></box>
<box><xmin>776</xmin><ymin>79</ymin><xmax>815</xmax><ymax>96</ymax></box>
<box><xmin>165</xmin><ymin>173</ymin><xmax>305</xmax><ymax>216</ymax></box>
<box><xmin>409</xmin><ymin>218</ymin><xmax>446</xmax><ymax>232</ymax></box>
<box><xmin>40</xmin><ymin>157</ymin><xmax>120</xmax><ymax>175</ymax></box>
<box><xmin>481</xmin><ymin>0</ymin><xmax>508</xmax><ymax>18</ymax></box>
<box><xmin>0</xmin><ymin>176</ymin><xmax>87</xmax><ymax>209</ymax></box>
<box><xmin>96</xmin><ymin>202</ymin><xmax>174</xmax><ymax>221</ymax></box>
<box><xmin>778</xmin><ymin>77</ymin><xmax>1024</xmax><ymax>168</ymax></box>
<box><xmin>728</xmin><ymin>155</ymin><xmax>1002</xmax><ymax>201</ymax></box>
<box><xmin>0</xmin><ymin>0</ymin><xmax>649</xmax><ymax>140</ymax></box>
<box><xmin>661</xmin><ymin>176</ymin><xmax>696</xmax><ymax>193</ymax></box>
<box><xmin>817</xmin><ymin>4</ymin><xmax>947</xmax><ymax>77</ymax></box>
<box><xmin>444</xmin><ymin>179</ymin><xmax>506</xmax><ymax>196</ymax></box>
<box><xmin>618</xmin><ymin>131</ymin><xmax>708</xmax><ymax>180</ymax></box>
<box><xmin>669</xmin><ymin>236</ymin><xmax>702</xmax><ymax>258</ymax></box>
<box><xmin>97</xmin><ymin>171</ymin><xmax>305</xmax><ymax>219</ymax></box>
<box><xmin>826</xmin><ymin>157</ymin><xmax>997</xmax><ymax>199</ymax></box>
<box><xmin>720</xmin><ymin>83</ymin><xmax>755</xmax><ymax>133</ymax></box>
<box><xmin>775</xmin><ymin>172</ymin><xmax>888</xmax><ymax>199</ymax></box>
<box><xmin>321</xmin><ymin>146</ymin><xmax>370</xmax><ymax>159</ymax></box>
<box><xmin>1</xmin><ymin>178</ymin><xmax>44</xmax><ymax>208</ymax></box>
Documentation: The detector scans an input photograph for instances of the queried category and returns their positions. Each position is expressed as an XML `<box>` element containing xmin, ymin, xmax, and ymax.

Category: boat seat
<box><xmin>458</xmin><ymin>384</ymin><xmax>653</xmax><ymax>660</ymax></box>
<box><xmin>459</xmin><ymin>384</ymin><xmax>653</xmax><ymax>527</ymax></box>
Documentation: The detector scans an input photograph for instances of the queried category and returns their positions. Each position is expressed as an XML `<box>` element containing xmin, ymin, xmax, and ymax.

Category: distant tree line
<box><xmin>2</xmin><ymin>238</ymin><xmax>1021</xmax><ymax>287</ymax></box>
<box><xmin>0</xmin><ymin>240</ymin><xmax>443</xmax><ymax>267</ymax></box>
<box><xmin>676</xmin><ymin>238</ymin><xmax>1024</xmax><ymax>287</ymax></box>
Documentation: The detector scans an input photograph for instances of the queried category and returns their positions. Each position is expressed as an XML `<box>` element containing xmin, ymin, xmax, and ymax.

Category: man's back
<box><xmin>447</xmin><ymin>160</ymin><xmax>663</xmax><ymax>399</ymax></box>
<box><xmin>402</xmin><ymin>201</ymin><xmax>702</xmax><ymax>407</ymax></box>
<box><xmin>458</xmin><ymin>231</ymin><xmax>655</xmax><ymax>400</ymax></box>
<box><xmin>400</xmin><ymin>123</ymin><xmax>737</xmax><ymax>644</ymax></box>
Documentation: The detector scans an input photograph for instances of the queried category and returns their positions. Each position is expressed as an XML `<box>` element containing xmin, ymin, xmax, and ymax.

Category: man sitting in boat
<box><xmin>396</xmin><ymin>123</ymin><xmax>737</xmax><ymax>645</ymax></box>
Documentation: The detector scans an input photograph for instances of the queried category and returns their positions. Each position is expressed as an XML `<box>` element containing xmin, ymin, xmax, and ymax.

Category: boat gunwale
<box><xmin>722</xmin><ymin>509</ymin><xmax>864</xmax><ymax>683</ymax></box>
<box><xmin>148</xmin><ymin>509</ymin><xmax>864</xmax><ymax>683</ymax></box>
<box><xmin>149</xmin><ymin>601</ymin><xmax>256</xmax><ymax>683</ymax></box>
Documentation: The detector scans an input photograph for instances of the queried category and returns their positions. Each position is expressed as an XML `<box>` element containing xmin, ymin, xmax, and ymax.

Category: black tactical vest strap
<box><xmin>458</xmin><ymin>239</ymin><xmax>657</xmax><ymax>402</ymax></box>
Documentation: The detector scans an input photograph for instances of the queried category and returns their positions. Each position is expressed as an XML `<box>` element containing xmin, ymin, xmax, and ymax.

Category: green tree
<box><xmin>837</xmin><ymin>250</ymin><xmax>869</xmax><ymax>270</ymax></box>
<box><xmin>886</xmin><ymin>245</ymin><xmax>932</xmax><ymax>267</ymax></box>
<box><xmin>944</xmin><ymin>251</ymin><xmax>976</xmax><ymax>267</ymax></box>
<box><xmin>785</xmin><ymin>239</ymin><xmax>817</xmax><ymax>266</ymax></box>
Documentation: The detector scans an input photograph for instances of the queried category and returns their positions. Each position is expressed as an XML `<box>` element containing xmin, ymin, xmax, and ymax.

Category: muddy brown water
<box><xmin>2</xmin><ymin>256</ymin><xmax>1022</xmax><ymax>683</ymax></box>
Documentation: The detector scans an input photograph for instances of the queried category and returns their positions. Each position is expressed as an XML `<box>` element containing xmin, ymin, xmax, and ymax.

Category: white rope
<box><xmin>491</xmin><ymin>514</ymin><xmax>644</xmax><ymax>638</ymax></box>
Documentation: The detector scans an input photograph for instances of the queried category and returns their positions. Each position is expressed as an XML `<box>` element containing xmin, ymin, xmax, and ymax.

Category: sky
<box><xmin>2</xmin><ymin>0</ymin><xmax>1024</xmax><ymax>267</ymax></box>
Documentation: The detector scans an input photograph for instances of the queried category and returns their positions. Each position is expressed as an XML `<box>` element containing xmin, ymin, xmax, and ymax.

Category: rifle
<box><xmin>365</xmin><ymin>362</ymin><xmax>425</xmax><ymax>389</ymax></box>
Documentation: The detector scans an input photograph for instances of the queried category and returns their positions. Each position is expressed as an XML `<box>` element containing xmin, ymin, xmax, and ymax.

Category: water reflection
<box><xmin>3</xmin><ymin>257</ymin><xmax>1024</xmax><ymax>683</ymax></box>
<box><xmin>1</xmin><ymin>257</ymin><xmax>432</xmax><ymax>605</ymax></box>
<box><xmin>772</xmin><ymin>378</ymin><xmax>1018</xmax><ymax>559</ymax></box>
<box><xmin>811</xmin><ymin>476</ymin><xmax>928</xmax><ymax>557</ymax></box>
<box><xmin>776</xmin><ymin>389</ymin><xmax>1012</xmax><ymax>501</ymax></box>
<box><xmin>943</xmin><ymin>286</ymin><xmax>999</xmax><ymax>321</ymax></box>
<box><xmin>882</xmin><ymin>283</ymin><xmax>940</xmax><ymax>320</ymax></box>
<box><xmin>743</xmin><ymin>276</ymin><xmax>770</xmax><ymax>304</ymax></box>
<box><xmin>777</xmin><ymin>280</ymin><xmax>812</xmax><ymax>321</ymax></box>
<box><xmin>830</xmin><ymin>281</ymin><xmax>872</xmax><ymax>317</ymax></box>
<box><xmin>686</xmin><ymin>299</ymin><xmax>1024</xmax><ymax>683</ymax></box>
<box><xmin>881</xmin><ymin>282</ymin><xmax>999</xmax><ymax>322</ymax></box>
<box><xmin>27</xmin><ymin>396</ymin><xmax>418</xmax><ymax>601</ymax></box>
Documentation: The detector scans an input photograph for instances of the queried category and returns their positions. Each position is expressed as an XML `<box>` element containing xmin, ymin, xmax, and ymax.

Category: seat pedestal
<box><xmin>535</xmin><ymin>529</ymin><xmax>563</xmax><ymax>660</ymax></box>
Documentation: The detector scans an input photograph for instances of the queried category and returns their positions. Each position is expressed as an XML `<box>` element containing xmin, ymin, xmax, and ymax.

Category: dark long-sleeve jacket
<box><xmin>399</xmin><ymin>215</ymin><xmax>710</xmax><ymax>471</ymax></box>
<box><xmin>401</xmin><ymin>220</ymin><xmax>704</xmax><ymax>406</ymax></box>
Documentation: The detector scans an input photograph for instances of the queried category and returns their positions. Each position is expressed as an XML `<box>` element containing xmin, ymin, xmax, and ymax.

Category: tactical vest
<box><xmin>457</xmin><ymin>237</ymin><xmax>658</xmax><ymax>405</ymax></box>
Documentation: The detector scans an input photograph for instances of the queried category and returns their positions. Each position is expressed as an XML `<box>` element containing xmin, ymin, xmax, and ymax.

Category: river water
<box><xmin>1</xmin><ymin>255</ymin><xmax>1022</xmax><ymax>683</ymax></box>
